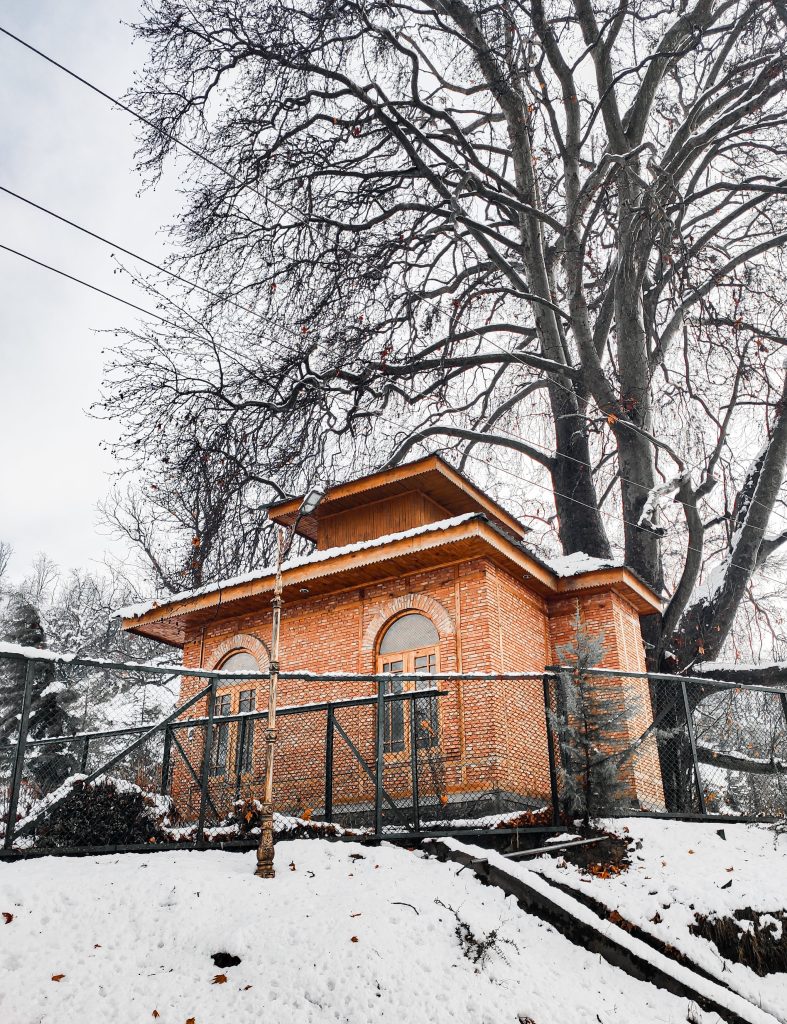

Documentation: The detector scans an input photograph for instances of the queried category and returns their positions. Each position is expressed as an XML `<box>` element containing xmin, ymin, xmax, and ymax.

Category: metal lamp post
<box><xmin>255</xmin><ymin>484</ymin><xmax>324</xmax><ymax>878</ymax></box>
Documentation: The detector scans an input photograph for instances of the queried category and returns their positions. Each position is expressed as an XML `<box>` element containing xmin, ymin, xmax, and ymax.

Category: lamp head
<box><xmin>298</xmin><ymin>484</ymin><xmax>325</xmax><ymax>518</ymax></box>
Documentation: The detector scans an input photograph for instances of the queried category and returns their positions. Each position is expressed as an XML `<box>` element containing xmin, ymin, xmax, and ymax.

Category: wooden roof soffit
<box><xmin>122</xmin><ymin>517</ymin><xmax>662</xmax><ymax>646</ymax></box>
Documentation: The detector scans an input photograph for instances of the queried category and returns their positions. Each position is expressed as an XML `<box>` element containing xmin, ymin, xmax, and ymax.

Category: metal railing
<box><xmin>1</xmin><ymin>645</ymin><xmax>785</xmax><ymax>854</ymax></box>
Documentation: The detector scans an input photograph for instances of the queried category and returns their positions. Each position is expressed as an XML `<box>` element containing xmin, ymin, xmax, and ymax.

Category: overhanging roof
<box><xmin>121</xmin><ymin>515</ymin><xmax>662</xmax><ymax>647</ymax></box>
<box><xmin>267</xmin><ymin>454</ymin><xmax>529</xmax><ymax>542</ymax></box>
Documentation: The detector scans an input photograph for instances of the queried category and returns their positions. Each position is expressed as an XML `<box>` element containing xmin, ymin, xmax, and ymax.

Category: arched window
<box><xmin>210</xmin><ymin>649</ymin><xmax>265</xmax><ymax>782</ymax></box>
<box><xmin>377</xmin><ymin>612</ymin><xmax>439</xmax><ymax>754</ymax></box>
<box><xmin>379</xmin><ymin>613</ymin><xmax>439</xmax><ymax>654</ymax></box>
<box><xmin>219</xmin><ymin>651</ymin><xmax>261</xmax><ymax>674</ymax></box>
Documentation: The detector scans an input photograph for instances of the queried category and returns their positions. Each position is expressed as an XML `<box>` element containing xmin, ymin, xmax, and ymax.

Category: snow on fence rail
<box><xmin>0</xmin><ymin>645</ymin><xmax>785</xmax><ymax>854</ymax></box>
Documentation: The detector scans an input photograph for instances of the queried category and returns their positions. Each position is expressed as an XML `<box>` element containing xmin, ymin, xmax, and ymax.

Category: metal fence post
<box><xmin>324</xmin><ymin>705</ymin><xmax>334</xmax><ymax>823</ymax></box>
<box><xmin>161</xmin><ymin>725</ymin><xmax>172</xmax><ymax>795</ymax></box>
<box><xmin>79</xmin><ymin>735</ymin><xmax>90</xmax><ymax>774</ymax></box>
<box><xmin>375</xmin><ymin>680</ymin><xmax>385</xmax><ymax>837</ymax></box>
<box><xmin>409</xmin><ymin>692</ymin><xmax>420</xmax><ymax>832</ymax></box>
<box><xmin>4</xmin><ymin>660</ymin><xmax>36</xmax><ymax>850</ymax></box>
<box><xmin>196</xmin><ymin>678</ymin><xmax>219</xmax><ymax>843</ymax></box>
<box><xmin>543</xmin><ymin>676</ymin><xmax>560</xmax><ymax>826</ymax></box>
<box><xmin>680</xmin><ymin>680</ymin><xmax>707</xmax><ymax>815</ymax></box>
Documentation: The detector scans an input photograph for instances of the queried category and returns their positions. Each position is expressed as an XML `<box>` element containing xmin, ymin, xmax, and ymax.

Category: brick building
<box><xmin>122</xmin><ymin>456</ymin><xmax>665</xmax><ymax>823</ymax></box>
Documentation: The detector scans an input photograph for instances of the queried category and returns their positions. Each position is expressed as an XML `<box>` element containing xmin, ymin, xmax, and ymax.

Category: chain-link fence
<box><xmin>544</xmin><ymin>666</ymin><xmax>787</xmax><ymax>820</ymax></box>
<box><xmin>2</xmin><ymin>647</ymin><xmax>786</xmax><ymax>854</ymax></box>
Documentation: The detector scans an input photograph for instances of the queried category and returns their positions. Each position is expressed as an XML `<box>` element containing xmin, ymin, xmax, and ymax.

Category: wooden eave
<box><xmin>122</xmin><ymin>519</ymin><xmax>661</xmax><ymax>647</ymax></box>
<box><xmin>555</xmin><ymin>567</ymin><xmax>662</xmax><ymax>616</ymax></box>
<box><xmin>267</xmin><ymin>455</ymin><xmax>528</xmax><ymax>542</ymax></box>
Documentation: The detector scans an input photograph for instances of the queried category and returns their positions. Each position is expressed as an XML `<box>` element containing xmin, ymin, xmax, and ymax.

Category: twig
<box><xmin>392</xmin><ymin>901</ymin><xmax>420</xmax><ymax>915</ymax></box>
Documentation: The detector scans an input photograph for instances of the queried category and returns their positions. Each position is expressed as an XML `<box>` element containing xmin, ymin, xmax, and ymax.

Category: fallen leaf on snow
<box><xmin>350</xmin><ymin>913</ymin><xmax>362</xmax><ymax>918</ymax></box>
<box><xmin>51</xmin><ymin>974</ymin><xmax>65</xmax><ymax>982</ymax></box>
<box><xmin>212</xmin><ymin>974</ymin><xmax>228</xmax><ymax>985</ymax></box>
<box><xmin>186</xmin><ymin>1018</ymin><xmax>196</xmax><ymax>1023</ymax></box>
<box><xmin>243</xmin><ymin>985</ymin><xmax>253</xmax><ymax>991</ymax></box>
<box><xmin>350</xmin><ymin>936</ymin><xmax>359</xmax><ymax>943</ymax></box>
<box><xmin>2</xmin><ymin>912</ymin><xmax>13</xmax><ymax>924</ymax></box>
<box><xmin>152</xmin><ymin>1012</ymin><xmax>160</xmax><ymax>1019</ymax></box>
<box><xmin>289</xmin><ymin>862</ymin><xmax>296</xmax><ymax>872</ymax></box>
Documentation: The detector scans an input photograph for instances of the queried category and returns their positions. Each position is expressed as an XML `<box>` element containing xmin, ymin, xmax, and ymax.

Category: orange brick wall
<box><xmin>169</xmin><ymin>558</ymin><xmax>664</xmax><ymax>819</ymax></box>
<box><xmin>547</xmin><ymin>591</ymin><xmax>665</xmax><ymax>810</ymax></box>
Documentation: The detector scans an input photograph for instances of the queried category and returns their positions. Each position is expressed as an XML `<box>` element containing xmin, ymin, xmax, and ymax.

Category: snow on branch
<box><xmin>696</xmin><ymin>745</ymin><xmax>787</xmax><ymax>776</ymax></box>
<box><xmin>637</xmin><ymin>473</ymin><xmax>690</xmax><ymax>536</ymax></box>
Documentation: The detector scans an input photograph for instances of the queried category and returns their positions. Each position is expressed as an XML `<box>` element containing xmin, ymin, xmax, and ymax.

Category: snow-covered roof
<box><xmin>117</xmin><ymin>513</ymin><xmax>481</xmax><ymax>620</ymax></box>
<box><xmin>118</xmin><ymin>513</ymin><xmax>662</xmax><ymax>634</ymax></box>
<box><xmin>542</xmin><ymin>552</ymin><xmax>624</xmax><ymax>578</ymax></box>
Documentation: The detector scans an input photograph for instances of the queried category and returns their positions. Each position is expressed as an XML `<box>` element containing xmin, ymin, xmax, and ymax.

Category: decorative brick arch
<box><xmin>211</xmin><ymin>633</ymin><xmax>270</xmax><ymax>670</ymax></box>
<box><xmin>361</xmin><ymin>593</ymin><xmax>455</xmax><ymax>656</ymax></box>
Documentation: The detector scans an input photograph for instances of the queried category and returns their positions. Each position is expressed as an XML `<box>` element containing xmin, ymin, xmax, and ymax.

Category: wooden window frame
<box><xmin>377</xmin><ymin>644</ymin><xmax>440</xmax><ymax>758</ymax></box>
<box><xmin>211</xmin><ymin>650</ymin><xmax>262</xmax><ymax>781</ymax></box>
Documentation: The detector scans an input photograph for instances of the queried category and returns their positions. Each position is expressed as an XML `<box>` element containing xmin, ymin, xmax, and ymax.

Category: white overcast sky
<box><xmin>0</xmin><ymin>1</ymin><xmax>178</xmax><ymax>583</ymax></box>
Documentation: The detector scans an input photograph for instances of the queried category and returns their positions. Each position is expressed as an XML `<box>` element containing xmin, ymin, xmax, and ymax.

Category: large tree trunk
<box><xmin>550</xmin><ymin>387</ymin><xmax>612</xmax><ymax>558</ymax></box>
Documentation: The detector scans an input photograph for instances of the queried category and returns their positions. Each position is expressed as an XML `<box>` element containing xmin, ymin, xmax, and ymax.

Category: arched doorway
<box><xmin>377</xmin><ymin>612</ymin><xmax>440</xmax><ymax>754</ymax></box>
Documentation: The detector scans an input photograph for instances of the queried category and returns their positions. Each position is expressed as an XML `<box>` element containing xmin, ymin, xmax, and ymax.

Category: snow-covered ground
<box><xmin>0</xmin><ymin>836</ymin><xmax>743</xmax><ymax>1024</ymax></box>
<box><xmin>518</xmin><ymin>818</ymin><xmax>787</xmax><ymax>1021</ymax></box>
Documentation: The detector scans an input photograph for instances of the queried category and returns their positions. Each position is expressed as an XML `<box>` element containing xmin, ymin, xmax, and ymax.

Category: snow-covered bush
<box><xmin>29</xmin><ymin>776</ymin><xmax>174</xmax><ymax>848</ymax></box>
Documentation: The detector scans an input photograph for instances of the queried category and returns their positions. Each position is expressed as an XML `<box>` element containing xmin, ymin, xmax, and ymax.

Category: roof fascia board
<box><xmin>557</xmin><ymin>568</ymin><xmax>662</xmax><ymax>614</ymax></box>
<box><xmin>123</xmin><ymin>519</ymin><xmax>550</xmax><ymax>632</ymax></box>
<box><xmin>122</xmin><ymin>521</ymin><xmax>661</xmax><ymax>634</ymax></box>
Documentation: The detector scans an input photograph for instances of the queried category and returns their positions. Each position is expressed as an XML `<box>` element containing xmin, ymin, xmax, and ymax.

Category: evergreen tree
<box><xmin>551</xmin><ymin>616</ymin><xmax>640</xmax><ymax>828</ymax></box>
<box><xmin>0</xmin><ymin>594</ymin><xmax>50</xmax><ymax>742</ymax></box>
<box><xmin>0</xmin><ymin>595</ymin><xmax>78</xmax><ymax>789</ymax></box>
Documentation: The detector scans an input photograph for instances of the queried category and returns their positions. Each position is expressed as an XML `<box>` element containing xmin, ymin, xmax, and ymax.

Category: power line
<box><xmin>0</xmin><ymin>241</ymin><xmax>265</xmax><ymax>364</ymax></box>
<box><xmin>0</xmin><ymin>184</ymin><xmax>274</xmax><ymax>327</ymax></box>
<box><xmin>0</xmin><ymin>242</ymin><xmax>185</xmax><ymax>326</ymax></box>
<box><xmin>0</xmin><ymin>25</ymin><xmax>262</xmax><ymax>208</ymax></box>
<box><xmin>2</xmin><ymin>22</ymin><xmax>784</xmax><ymax>536</ymax></box>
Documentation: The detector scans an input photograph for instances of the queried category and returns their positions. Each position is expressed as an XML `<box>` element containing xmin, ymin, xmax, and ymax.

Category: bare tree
<box><xmin>21</xmin><ymin>553</ymin><xmax>60</xmax><ymax>610</ymax></box>
<box><xmin>0</xmin><ymin>542</ymin><xmax>12</xmax><ymax>594</ymax></box>
<box><xmin>99</xmin><ymin>432</ymin><xmax>277</xmax><ymax>595</ymax></box>
<box><xmin>103</xmin><ymin>1</ymin><xmax>787</xmax><ymax>704</ymax></box>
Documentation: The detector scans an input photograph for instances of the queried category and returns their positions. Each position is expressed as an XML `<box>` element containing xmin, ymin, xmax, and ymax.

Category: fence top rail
<box><xmin>0</xmin><ymin>642</ymin><xmax>546</xmax><ymax>683</ymax></box>
<box><xmin>545</xmin><ymin>664</ymin><xmax>787</xmax><ymax>697</ymax></box>
<box><xmin>1</xmin><ymin>641</ymin><xmax>784</xmax><ymax>695</ymax></box>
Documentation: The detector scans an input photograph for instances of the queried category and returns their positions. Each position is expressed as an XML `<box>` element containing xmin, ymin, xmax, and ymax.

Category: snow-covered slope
<box><xmin>518</xmin><ymin>819</ymin><xmax>787</xmax><ymax>1021</ymax></box>
<box><xmin>0</xmin><ymin>838</ymin><xmax>738</xmax><ymax>1024</ymax></box>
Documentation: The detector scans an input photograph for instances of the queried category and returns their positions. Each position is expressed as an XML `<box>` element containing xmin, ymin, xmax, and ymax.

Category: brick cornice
<box><xmin>361</xmin><ymin>592</ymin><xmax>455</xmax><ymax>655</ymax></box>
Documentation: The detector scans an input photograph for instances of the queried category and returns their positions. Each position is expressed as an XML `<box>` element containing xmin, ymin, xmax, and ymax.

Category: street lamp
<box><xmin>255</xmin><ymin>483</ymin><xmax>324</xmax><ymax>878</ymax></box>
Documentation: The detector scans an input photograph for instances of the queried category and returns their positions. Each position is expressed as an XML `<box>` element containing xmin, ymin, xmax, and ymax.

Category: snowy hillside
<box><xmin>0</xmin><ymin>834</ymin><xmax>762</xmax><ymax>1024</ymax></box>
<box><xmin>513</xmin><ymin>818</ymin><xmax>787</xmax><ymax>1021</ymax></box>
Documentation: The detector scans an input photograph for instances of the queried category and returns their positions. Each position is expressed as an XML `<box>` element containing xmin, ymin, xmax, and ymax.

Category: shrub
<box><xmin>31</xmin><ymin>777</ymin><xmax>173</xmax><ymax>848</ymax></box>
